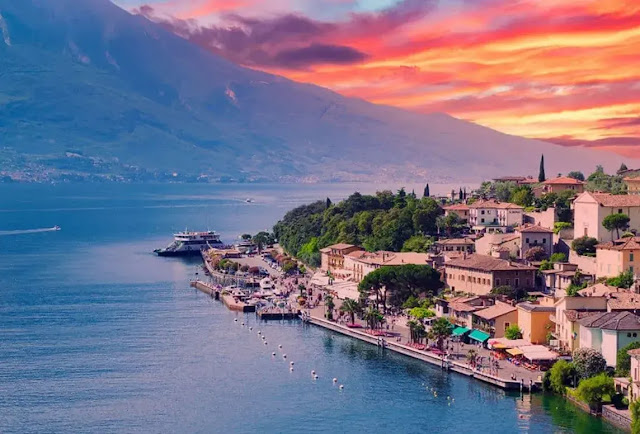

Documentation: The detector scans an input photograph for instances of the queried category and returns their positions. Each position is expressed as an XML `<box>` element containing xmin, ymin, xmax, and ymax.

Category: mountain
<box><xmin>0</xmin><ymin>0</ymin><xmax>633</xmax><ymax>183</ymax></box>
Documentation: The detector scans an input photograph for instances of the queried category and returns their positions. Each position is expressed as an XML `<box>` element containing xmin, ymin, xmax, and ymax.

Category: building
<box><xmin>469</xmin><ymin>199</ymin><xmax>524</xmax><ymax>232</ymax></box>
<box><xmin>444</xmin><ymin>254</ymin><xmax>536</xmax><ymax>295</ymax></box>
<box><xmin>473</xmin><ymin>301</ymin><xmax>518</xmax><ymax>338</ymax></box>
<box><xmin>552</xmin><ymin>294</ymin><xmax>608</xmax><ymax>352</ymax></box>
<box><xmin>596</xmin><ymin>236</ymin><xmax>640</xmax><ymax>279</ymax></box>
<box><xmin>517</xmin><ymin>300</ymin><xmax>555</xmax><ymax>344</ymax></box>
<box><xmin>475</xmin><ymin>233</ymin><xmax>520</xmax><ymax>257</ymax></box>
<box><xmin>627</xmin><ymin>349</ymin><xmax>640</xmax><ymax>400</ymax></box>
<box><xmin>436</xmin><ymin>296</ymin><xmax>492</xmax><ymax>328</ymax></box>
<box><xmin>320</xmin><ymin>243</ymin><xmax>363</xmax><ymax>272</ymax></box>
<box><xmin>578</xmin><ymin>311</ymin><xmax>640</xmax><ymax>367</ymax></box>
<box><xmin>541</xmin><ymin>262</ymin><xmax>594</xmax><ymax>294</ymax></box>
<box><xmin>516</xmin><ymin>224</ymin><xmax>554</xmax><ymax>259</ymax></box>
<box><xmin>442</xmin><ymin>204</ymin><xmax>470</xmax><ymax>223</ymax></box>
<box><xmin>573</xmin><ymin>192</ymin><xmax>640</xmax><ymax>241</ymax></box>
<box><xmin>343</xmin><ymin>250</ymin><xmax>430</xmax><ymax>283</ymax></box>
<box><xmin>434</xmin><ymin>238</ymin><xmax>475</xmax><ymax>254</ymax></box>
<box><xmin>541</xmin><ymin>176</ymin><xmax>585</xmax><ymax>194</ymax></box>
<box><xmin>624</xmin><ymin>177</ymin><xmax>640</xmax><ymax>195</ymax></box>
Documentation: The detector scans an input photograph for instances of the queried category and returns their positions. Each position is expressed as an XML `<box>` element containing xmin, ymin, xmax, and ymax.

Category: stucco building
<box><xmin>596</xmin><ymin>236</ymin><xmax>640</xmax><ymax>279</ymax></box>
<box><xmin>573</xmin><ymin>192</ymin><xmax>640</xmax><ymax>241</ymax></box>
<box><xmin>320</xmin><ymin>243</ymin><xmax>363</xmax><ymax>272</ymax></box>
<box><xmin>442</xmin><ymin>203</ymin><xmax>470</xmax><ymax>223</ymax></box>
<box><xmin>469</xmin><ymin>199</ymin><xmax>523</xmax><ymax>232</ymax></box>
<box><xmin>343</xmin><ymin>250</ymin><xmax>430</xmax><ymax>283</ymax></box>
<box><xmin>517</xmin><ymin>300</ymin><xmax>555</xmax><ymax>344</ymax></box>
<box><xmin>516</xmin><ymin>223</ymin><xmax>554</xmax><ymax>259</ymax></box>
<box><xmin>578</xmin><ymin>311</ymin><xmax>640</xmax><ymax>367</ymax></box>
<box><xmin>473</xmin><ymin>301</ymin><xmax>518</xmax><ymax>338</ymax></box>
<box><xmin>541</xmin><ymin>176</ymin><xmax>585</xmax><ymax>194</ymax></box>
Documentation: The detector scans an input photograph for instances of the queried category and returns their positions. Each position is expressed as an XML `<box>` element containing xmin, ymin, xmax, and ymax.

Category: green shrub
<box><xmin>549</xmin><ymin>359</ymin><xmax>575</xmax><ymax>395</ymax></box>
<box><xmin>576</xmin><ymin>373</ymin><xmax>614</xmax><ymax>408</ymax></box>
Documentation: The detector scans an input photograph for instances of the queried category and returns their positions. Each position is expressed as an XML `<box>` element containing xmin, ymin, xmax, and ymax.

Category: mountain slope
<box><xmin>0</xmin><ymin>0</ymin><xmax>633</xmax><ymax>182</ymax></box>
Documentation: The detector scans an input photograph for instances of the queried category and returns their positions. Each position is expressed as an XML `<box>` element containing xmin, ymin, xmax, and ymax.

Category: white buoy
<box><xmin>339</xmin><ymin>385</ymin><xmax>344</xmax><ymax>390</ymax></box>
<box><xmin>311</xmin><ymin>370</ymin><xmax>316</xmax><ymax>375</ymax></box>
<box><xmin>241</xmin><ymin>322</ymin><xmax>244</xmax><ymax>326</ymax></box>
<box><xmin>333</xmin><ymin>378</ymin><xmax>337</xmax><ymax>383</ymax></box>
<box><xmin>290</xmin><ymin>367</ymin><xmax>294</xmax><ymax>372</ymax></box>
<box><xmin>313</xmin><ymin>375</ymin><xmax>318</xmax><ymax>380</ymax></box>
<box><xmin>290</xmin><ymin>361</ymin><xmax>294</xmax><ymax>366</ymax></box>
<box><xmin>272</xmin><ymin>352</ymin><xmax>276</xmax><ymax>356</ymax></box>
<box><xmin>258</xmin><ymin>331</ymin><xmax>261</xmax><ymax>335</ymax></box>
<box><xmin>234</xmin><ymin>318</ymin><xmax>238</xmax><ymax>322</ymax></box>
<box><xmin>249</xmin><ymin>327</ymin><xmax>253</xmax><ymax>330</ymax></box>
<box><xmin>283</xmin><ymin>354</ymin><xmax>287</xmax><ymax>359</ymax></box>
<box><xmin>262</xmin><ymin>336</ymin><xmax>266</xmax><ymax>340</ymax></box>
<box><xmin>264</xmin><ymin>342</ymin><xmax>268</xmax><ymax>345</ymax></box>
<box><xmin>278</xmin><ymin>345</ymin><xmax>283</xmax><ymax>349</ymax></box>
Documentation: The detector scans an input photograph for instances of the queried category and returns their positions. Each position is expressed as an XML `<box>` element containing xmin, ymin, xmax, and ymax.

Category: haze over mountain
<box><xmin>0</xmin><ymin>0</ymin><xmax>633</xmax><ymax>183</ymax></box>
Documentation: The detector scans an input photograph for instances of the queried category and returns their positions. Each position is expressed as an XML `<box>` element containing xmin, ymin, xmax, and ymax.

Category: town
<box><xmin>197</xmin><ymin>159</ymin><xmax>640</xmax><ymax>431</ymax></box>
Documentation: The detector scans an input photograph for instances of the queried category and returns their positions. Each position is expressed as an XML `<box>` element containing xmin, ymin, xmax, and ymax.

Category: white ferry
<box><xmin>154</xmin><ymin>230</ymin><xmax>224</xmax><ymax>257</ymax></box>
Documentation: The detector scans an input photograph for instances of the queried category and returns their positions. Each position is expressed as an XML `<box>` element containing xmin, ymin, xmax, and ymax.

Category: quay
<box><xmin>221</xmin><ymin>293</ymin><xmax>256</xmax><ymax>312</ymax></box>
<box><xmin>190</xmin><ymin>280</ymin><xmax>219</xmax><ymax>299</ymax></box>
<box><xmin>306</xmin><ymin>312</ymin><xmax>539</xmax><ymax>392</ymax></box>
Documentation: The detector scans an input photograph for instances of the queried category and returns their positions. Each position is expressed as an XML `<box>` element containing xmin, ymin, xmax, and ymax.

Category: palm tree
<box><xmin>364</xmin><ymin>307</ymin><xmax>383</xmax><ymax>331</ymax></box>
<box><xmin>339</xmin><ymin>298</ymin><xmax>361</xmax><ymax>325</ymax></box>
<box><xmin>429</xmin><ymin>317</ymin><xmax>453</xmax><ymax>350</ymax></box>
<box><xmin>407</xmin><ymin>320</ymin><xmax>426</xmax><ymax>343</ymax></box>
<box><xmin>324</xmin><ymin>293</ymin><xmax>335</xmax><ymax>320</ymax></box>
<box><xmin>466</xmin><ymin>349</ymin><xmax>477</xmax><ymax>366</ymax></box>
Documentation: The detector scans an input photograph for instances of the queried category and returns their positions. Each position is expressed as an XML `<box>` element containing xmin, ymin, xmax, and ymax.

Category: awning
<box><xmin>507</xmin><ymin>348</ymin><xmax>524</xmax><ymax>356</ymax></box>
<box><xmin>468</xmin><ymin>329</ymin><xmax>490</xmax><ymax>343</ymax></box>
<box><xmin>492</xmin><ymin>343</ymin><xmax>508</xmax><ymax>349</ymax></box>
<box><xmin>452</xmin><ymin>327</ymin><xmax>470</xmax><ymax>336</ymax></box>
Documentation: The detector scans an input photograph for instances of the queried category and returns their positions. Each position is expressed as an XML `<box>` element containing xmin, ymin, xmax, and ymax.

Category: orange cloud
<box><xmin>137</xmin><ymin>0</ymin><xmax>640</xmax><ymax>155</ymax></box>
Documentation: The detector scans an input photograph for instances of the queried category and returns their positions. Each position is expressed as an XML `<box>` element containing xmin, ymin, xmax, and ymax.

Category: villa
<box><xmin>541</xmin><ymin>176</ymin><xmax>585</xmax><ymax>194</ymax></box>
<box><xmin>573</xmin><ymin>192</ymin><xmax>640</xmax><ymax>241</ymax></box>
<box><xmin>343</xmin><ymin>250</ymin><xmax>430</xmax><ymax>283</ymax></box>
<box><xmin>578</xmin><ymin>311</ymin><xmax>640</xmax><ymax>367</ymax></box>
<box><xmin>442</xmin><ymin>203</ymin><xmax>470</xmax><ymax>222</ymax></box>
<box><xmin>434</xmin><ymin>238</ymin><xmax>475</xmax><ymax>254</ymax></box>
<box><xmin>595</xmin><ymin>236</ymin><xmax>640</xmax><ymax>279</ymax></box>
<box><xmin>468</xmin><ymin>199</ymin><xmax>524</xmax><ymax>233</ymax></box>
<box><xmin>320</xmin><ymin>243</ymin><xmax>363</xmax><ymax>273</ymax></box>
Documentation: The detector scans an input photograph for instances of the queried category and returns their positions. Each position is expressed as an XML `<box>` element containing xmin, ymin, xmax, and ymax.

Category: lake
<box><xmin>0</xmin><ymin>183</ymin><xmax>620</xmax><ymax>433</ymax></box>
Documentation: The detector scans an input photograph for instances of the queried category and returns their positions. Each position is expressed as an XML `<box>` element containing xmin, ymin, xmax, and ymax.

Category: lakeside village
<box><xmin>188</xmin><ymin>159</ymin><xmax>640</xmax><ymax>431</ymax></box>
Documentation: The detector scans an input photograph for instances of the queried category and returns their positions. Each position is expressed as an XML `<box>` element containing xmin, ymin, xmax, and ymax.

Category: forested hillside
<box><xmin>273</xmin><ymin>190</ymin><xmax>447</xmax><ymax>266</ymax></box>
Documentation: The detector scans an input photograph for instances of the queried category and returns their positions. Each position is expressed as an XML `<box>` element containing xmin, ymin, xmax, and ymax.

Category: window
<box><xmin>506</xmin><ymin>279</ymin><xmax>510</xmax><ymax>285</ymax></box>
<box><xmin>631</xmin><ymin>253</ymin><xmax>635</xmax><ymax>262</ymax></box>
<box><xmin>631</xmin><ymin>266</ymin><xmax>635</xmax><ymax>274</ymax></box>
<box><xmin>619</xmin><ymin>209</ymin><xmax>623</xmax><ymax>214</ymax></box>
<box><xmin>515</xmin><ymin>278</ymin><xmax>519</xmax><ymax>286</ymax></box>
<box><xmin>481</xmin><ymin>218</ymin><xmax>485</xmax><ymax>223</ymax></box>
<box><xmin>542</xmin><ymin>239</ymin><xmax>546</xmax><ymax>244</ymax></box>
<box><xmin>504</xmin><ymin>322</ymin><xmax>510</xmax><ymax>331</ymax></box>
<box><xmin>481</xmin><ymin>210</ymin><xmax>485</xmax><ymax>215</ymax></box>
<box><xmin>635</xmin><ymin>333</ymin><xmax>638</xmax><ymax>338</ymax></box>
<box><xmin>526</xmin><ymin>238</ymin><xmax>530</xmax><ymax>243</ymax></box>
<box><xmin>495</xmin><ymin>278</ymin><xmax>500</xmax><ymax>286</ymax></box>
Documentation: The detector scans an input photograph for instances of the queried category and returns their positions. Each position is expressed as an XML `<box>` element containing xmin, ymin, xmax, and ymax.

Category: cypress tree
<box><xmin>459</xmin><ymin>188</ymin><xmax>463</xmax><ymax>201</ymax></box>
<box><xmin>423</xmin><ymin>184</ymin><xmax>430</xmax><ymax>198</ymax></box>
<box><xmin>538</xmin><ymin>155</ymin><xmax>546</xmax><ymax>182</ymax></box>
<box><xmin>618</xmin><ymin>163</ymin><xmax>628</xmax><ymax>174</ymax></box>
<box><xmin>326</xmin><ymin>197</ymin><xmax>332</xmax><ymax>209</ymax></box>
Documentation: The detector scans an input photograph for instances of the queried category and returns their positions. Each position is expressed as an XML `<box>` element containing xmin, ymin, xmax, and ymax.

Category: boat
<box><xmin>236</xmin><ymin>238</ymin><xmax>256</xmax><ymax>253</ymax></box>
<box><xmin>154</xmin><ymin>230</ymin><xmax>224</xmax><ymax>257</ymax></box>
<box><xmin>53</xmin><ymin>225</ymin><xmax>61</xmax><ymax>231</ymax></box>
<box><xmin>245</xmin><ymin>198</ymin><xmax>254</xmax><ymax>203</ymax></box>
<box><xmin>260</xmin><ymin>277</ymin><xmax>275</xmax><ymax>290</ymax></box>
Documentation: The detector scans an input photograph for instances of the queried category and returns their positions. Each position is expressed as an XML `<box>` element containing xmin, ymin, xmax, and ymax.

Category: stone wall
<box><xmin>569</xmin><ymin>250</ymin><xmax>597</xmax><ymax>276</ymax></box>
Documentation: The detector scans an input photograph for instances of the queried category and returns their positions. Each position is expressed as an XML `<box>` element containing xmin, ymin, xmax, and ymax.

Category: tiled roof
<box><xmin>578</xmin><ymin>311</ymin><xmax>640</xmax><ymax>331</ymax></box>
<box><xmin>587</xmin><ymin>192</ymin><xmax>640</xmax><ymax>207</ymax></box>
<box><xmin>517</xmin><ymin>302</ymin><xmax>555</xmax><ymax>312</ymax></box>
<box><xmin>564</xmin><ymin>310</ymin><xmax>603</xmax><ymax>322</ymax></box>
<box><xmin>628</xmin><ymin>348</ymin><xmax>640</xmax><ymax>357</ymax></box>
<box><xmin>443</xmin><ymin>204</ymin><xmax>470</xmax><ymax>211</ymax></box>
<box><xmin>578</xmin><ymin>283</ymin><xmax>617</xmax><ymax>297</ymax></box>
<box><xmin>543</xmin><ymin>176</ymin><xmax>585</xmax><ymax>185</ymax></box>
<box><xmin>516</xmin><ymin>223</ymin><xmax>553</xmax><ymax>233</ymax></box>
<box><xmin>445</xmin><ymin>254</ymin><xmax>536</xmax><ymax>272</ymax></box>
<box><xmin>436</xmin><ymin>238</ymin><xmax>475</xmax><ymax>246</ymax></box>
<box><xmin>326</xmin><ymin>243</ymin><xmax>358</xmax><ymax>250</ymax></box>
<box><xmin>597</xmin><ymin>237</ymin><xmax>640</xmax><ymax>251</ymax></box>
<box><xmin>449</xmin><ymin>302</ymin><xmax>479</xmax><ymax>312</ymax></box>
<box><xmin>608</xmin><ymin>292</ymin><xmax>640</xmax><ymax>310</ymax></box>
<box><xmin>474</xmin><ymin>303</ymin><xmax>517</xmax><ymax>320</ymax></box>
<box><xmin>469</xmin><ymin>199</ymin><xmax>524</xmax><ymax>210</ymax></box>
<box><xmin>347</xmin><ymin>251</ymin><xmax>429</xmax><ymax>266</ymax></box>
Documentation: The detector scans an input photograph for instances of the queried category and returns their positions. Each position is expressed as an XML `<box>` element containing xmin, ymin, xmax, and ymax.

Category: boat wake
<box><xmin>0</xmin><ymin>227</ymin><xmax>60</xmax><ymax>236</ymax></box>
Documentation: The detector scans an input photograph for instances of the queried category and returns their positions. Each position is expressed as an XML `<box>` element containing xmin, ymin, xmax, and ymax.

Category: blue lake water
<box><xmin>0</xmin><ymin>183</ymin><xmax>621</xmax><ymax>433</ymax></box>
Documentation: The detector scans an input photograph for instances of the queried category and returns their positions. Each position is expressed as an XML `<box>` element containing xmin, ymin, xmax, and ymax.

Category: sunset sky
<box><xmin>116</xmin><ymin>0</ymin><xmax>640</xmax><ymax>157</ymax></box>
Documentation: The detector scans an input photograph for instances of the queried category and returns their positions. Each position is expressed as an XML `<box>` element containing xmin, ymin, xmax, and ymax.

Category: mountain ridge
<box><xmin>0</xmin><ymin>0</ymin><xmax>633</xmax><ymax>183</ymax></box>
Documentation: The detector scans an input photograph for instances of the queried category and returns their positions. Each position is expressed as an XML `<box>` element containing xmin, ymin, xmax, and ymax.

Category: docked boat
<box><xmin>154</xmin><ymin>230</ymin><xmax>224</xmax><ymax>257</ymax></box>
<box><xmin>260</xmin><ymin>277</ymin><xmax>275</xmax><ymax>291</ymax></box>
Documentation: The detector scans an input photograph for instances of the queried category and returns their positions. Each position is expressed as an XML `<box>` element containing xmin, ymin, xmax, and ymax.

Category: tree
<box><xmin>573</xmin><ymin>348</ymin><xmax>607</xmax><ymax>380</ymax></box>
<box><xmin>567</xmin><ymin>171</ymin><xmax>585</xmax><ymax>181</ymax></box>
<box><xmin>408</xmin><ymin>307</ymin><xmax>435</xmax><ymax>320</ymax></box>
<box><xmin>505</xmin><ymin>324</ymin><xmax>523</xmax><ymax>340</ymax></box>
<box><xmin>429</xmin><ymin>317</ymin><xmax>452</xmax><ymax>350</ymax></box>
<box><xmin>550</xmin><ymin>252</ymin><xmax>567</xmax><ymax>263</ymax></box>
<box><xmin>466</xmin><ymin>349</ymin><xmax>477</xmax><ymax>365</ymax></box>
<box><xmin>423</xmin><ymin>184</ymin><xmax>430</xmax><ymax>198</ymax></box>
<box><xmin>572</xmin><ymin>236</ymin><xmax>598</xmax><ymax>256</ymax></box>
<box><xmin>631</xmin><ymin>400</ymin><xmax>640</xmax><ymax>434</ymax></box>
<box><xmin>524</xmin><ymin>246</ymin><xmax>548</xmax><ymax>261</ymax></box>
<box><xmin>324</xmin><ymin>294</ymin><xmax>335</xmax><ymax>320</ymax></box>
<box><xmin>603</xmin><ymin>213</ymin><xmax>630</xmax><ymax>240</ymax></box>
<box><xmin>241</xmin><ymin>233</ymin><xmax>252</xmax><ymax>240</ymax></box>
<box><xmin>510</xmin><ymin>186</ymin><xmax>534</xmax><ymax>207</ymax></box>
<box><xmin>252</xmin><ymin>231</ymin><xmax>275</xmax><ymax>253</ymax></box>
<box><xmin>606</xmin><ymin>270</ymin><xmax>635</xmax><ymax>289</ymax></box>
<box><xmin>436</xmin><ymin>213</ymin><xmax>464</xmax><ymax>236</ymax></box>
<box><xmin>619</xmin><ymin>163</ymin><xmax>629</xmax><ymax>174</ymax></box>
<box><xmin>549</xmin><ymin>359</ymin><xmax>575</xmax><ymax>395</ymax></box>
<box><xmin>401</xmin><ymin>235</ymin><xmax>433</xmax><ymax>253</ymax></box>
<box><xmin>538</xmin><ymin>154</ymin><xmax>546</xmax><ymax>182</ymax></box>
<box><xmin>282</xmin><ymin>260</ymin><xmax>297</xmax><ymax>274</ymax></box>
<box><xmin>339</xmin><ymin>298</ymin><xmax>361</xmax><ymax>325</ymax></box>
<box><xmin>577</xmin><ymin>373</ymin><xmax>615</xmax><ymax>409</ymax></box>
<box><xmin>363</xmin><ymin>307</ymin><xmax>384</xmax><ymax>330</ymax></box>
<box><xmin>553</xmin><ymin>222</ymin><xmax>572</xmax><ymax>234</ymax></box>
<box><xmin>616</xmin><ymin>341</ymin><xmax>640</xmax><ymax>376</ymax></box>
<box><xmin>459</xmin><ymin>188</ymin><xmax>463</xmax><ymax>201</ymax></box>
<box><xmin>490</xmin><ymin>285</ymin><xmax>528</xmax><ymax>301</ymax></box>
<box><xmin>407</xmin><ymin>320</ymin><xmax>427</xmax><ymax>343</ymax></box>
<box><xmin>326</xmin><ymin>197</ymin><xmax>332</xmax><ymax>209</ymax></box>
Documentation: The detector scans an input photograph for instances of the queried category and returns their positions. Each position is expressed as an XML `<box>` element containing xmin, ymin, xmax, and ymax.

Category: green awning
<box><xmin>468</xmin><ymin>329</ymin><xmax>490</xmax><ymax>343</ymax></box>
<box><xmin>452</xmin><ymin>326</ymin><xmax>470</xmax><ymax>336</ymax></box>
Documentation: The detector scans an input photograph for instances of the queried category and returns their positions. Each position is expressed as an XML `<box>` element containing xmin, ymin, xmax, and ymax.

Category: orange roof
<box><xmin>585</xmin><ymin>192</ymin><xmax>640</xmax><ymax>207</ymax></box>
<box><xmin>445</xmin><ymin>254</ymin><xmax>536</xmax><ymax>272</ymax></box>
<box><xmin>542</xmin><ymin>176</ymin><xmax>585</xmax><ymax>185</ymax></box>
<box><xmin>469</xmin><ymin>199</ymin><xmax>523</xmax><ymax>210</ymax></box>
<box><xmin>516</xmin><ymin>223</ymin><xmax>553</xmax><ymax>233</ymax></box>
<box><xmin>443</xmin><ymin>204</ymin><xmax>470</xmax><ymax>211</ymax></box>
<box><xmin>474</xmin><ymin>303</ymin><xmax>517</xmax><ymax>320</ymax></box>
<box><xmin>597</xmin><ymin>237</ymin><xmax>640</xmax><ymax>251</ymax></box>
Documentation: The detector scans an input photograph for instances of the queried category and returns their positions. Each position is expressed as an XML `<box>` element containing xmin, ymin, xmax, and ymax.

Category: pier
<box><xmin>256</xmin><ymin>310</ymin><xmax>299</xmax><ymax>320</ymax></box>
<box><xmin>190</xmin><ymin>280</ymin><xmax>219</xmax><ymax>299</ymax></box>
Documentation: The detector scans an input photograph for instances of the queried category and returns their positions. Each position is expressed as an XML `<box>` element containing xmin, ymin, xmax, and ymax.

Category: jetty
<box><xmin>221</xmin><ymin>293</ymin><xmax>256</xmax><ymax>312</ymax></box>
<box><xmin>256</xmin><ymin>309</ymin><xmax>299</xmax><ymax>320</ymax></box>
<box><xmin>190</xmin><ymin>280</ymin><xmax>219</xmax><ymax>299</ymax></box>
<box><xmin>306</xmin><ymin>312</ymin><xmax>540</xmax><ymax>392</ymax></box>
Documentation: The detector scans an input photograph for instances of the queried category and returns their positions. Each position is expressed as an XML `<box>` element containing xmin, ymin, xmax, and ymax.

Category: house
<box><xmin>517</xmin><ymin>300</ymin><xmax>556</xmax><ymax>344</ymax></box>
<box><xmin>627</xmin><ymin>349</ymin><xmax>640</xmax><ymax>400</ymax></box>
<box><xmin>541</xmin><ymin>262</ymin><xmax>594</xmax><ymax>294</ymax></box>
<box><xmin>473</xmin><ymin>301</ymin><xmax>518</xmax><ymax>338</ymax></box>
<box><xmin>578</xmin><ymin>311</ymin><xmax>640</xmax><ymax>367</ymax></box>
<box><xmin>542</xmin><ymin>176</ymin><xmax>585</xmax><ymax>194</ymax></box>
<box><xmin>434</xmin><ymin>238</ymin><xmax>475</xmax><ymax>254</ymax></box>
<box><xmin>469</xmin><ymin>199</ymin><xmax>524</xmax><ymax>233</ymax></box>
<box><xmin>596</xmin><ymin>236</ymin><xmax>640</xmax><ymax>279</ymax></box>
<box><xmin>444</xmin><ymin>254</ymin><xmax>536</xmax><ymax>295</ymax></box>
<box><xmin>552</xmin><ymin>293</ymin><xmax>608</xmax><ymax>352</ymax></box>
<box><xmin>435</xmin><ymin>296</ymin><xmax>493</xmax><ymax>329</ymax></box>
<box><xmin>320</xmin><ymin>243</ymin><xmax>363</xmax><ymax>272</ymax></box>
<box><xmin>573</xmin><ymin>192</ymin><xmax>640</xmax><ymax>241</ymax></box>
<box><xmin>343</xmin><ymin>250</ymin><xmax>430</xmax><ymax>283</ymax></box>
<box><xmin>624</xmin><ymin>177</ymin><xmax>640</xmax><ymax>195</ymax></box>
<box><xmin>442</xmin><ymin>204</ymin><xmax>470</xmax><ymax>223</ymax></box>
<box><xmin>475</xmin><ymin>233</ymin><xmax>520</xmax><ymax>257</ymax></box>
<box><xmin>516</xmin><ymin>223</ymin><xmax>554</xmax><ymax>259</ymax></box>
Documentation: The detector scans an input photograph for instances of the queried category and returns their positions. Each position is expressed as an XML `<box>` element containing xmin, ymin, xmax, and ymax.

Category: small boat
<box><xmin>53</xmin><ymin>225</ymin><xmax>61</xmax><ymax>231</ymax></box>
<box><xmin>245</xmin><ymin>198</ymin><xmax>254</xmax><ymax>203</ymax></box>
<box><xmin>260</xmin><ymin>277</ymin><xmax>275</xmax><ymax>291</ymax></box>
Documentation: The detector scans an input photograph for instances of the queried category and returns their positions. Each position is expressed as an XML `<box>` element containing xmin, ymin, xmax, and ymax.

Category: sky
<box><xmin>116</xmin><ymin>0</ymin><xmax>640</xmax><ymax>158</ymax></box>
